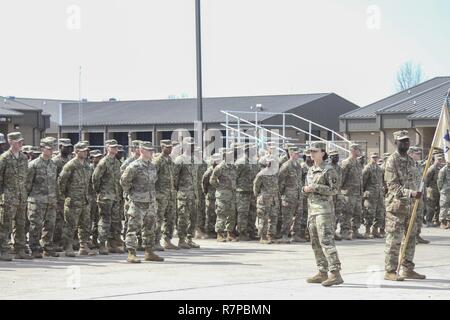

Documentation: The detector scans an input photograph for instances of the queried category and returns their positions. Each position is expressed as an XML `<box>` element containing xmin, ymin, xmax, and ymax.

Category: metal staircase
<box><xmin>220</xmin><ymin>109</ymin><xmax>351</xmax><ymax>156</ymax></box>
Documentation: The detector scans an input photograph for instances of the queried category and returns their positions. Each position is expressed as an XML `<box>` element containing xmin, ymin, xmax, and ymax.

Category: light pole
<box><xmin>195</xmin><ymin>0</ymin><xmax>203</xmax><ymax>153</ymax></box>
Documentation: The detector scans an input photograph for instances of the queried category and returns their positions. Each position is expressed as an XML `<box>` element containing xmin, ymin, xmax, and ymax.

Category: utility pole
<box><xmin>195</xmin><ymin>0</ymin><xmax>203</xmax><ymax>154</ymax></box>
<box><xmin>78</xmin><ymin>66</ymin><xmax>83</xmax><ymax>141</ymax></box>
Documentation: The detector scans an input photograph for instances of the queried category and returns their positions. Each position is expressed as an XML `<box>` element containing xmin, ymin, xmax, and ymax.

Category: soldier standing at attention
<box><xmin>194</xmin><ymin>147</ymin><xmax>208</xmax><ymax>239</ymax></box>
<box><xmin>437</xmin><ymin>157</ymin><xmax>450</xmax><ymax>229</ymax></box>
<box><xmin>278</xmin><ymin>146</ymin><xmax>303</xmax><ymax>244</ymax></box>
<box><xmin>58</xmin><ymin>142</ymin><xmax>97</xmax><ymax>257</ymax></box>
<box><xmin>0</xmin><ymin>132</ymin><xmax>31</xmax><ymax>261</ymax></box>
<box><xmin>202</xmin><ymin>153</ymin><xmax>221</xmax><ymax>239</ymax></box>
<box><xmin>384</xmin><ymin>130</ymin><xmax>425</xmax><ymax>281</ymax></box>
<box><xmin>328</xmin><ymin>150</ymin><xmax>342</xmax><ymax>241</ymax></box>
<box><xmin>303</xmin><ymin>142</ymin><xmax>342</xmax><ymax>287</ymax></box>
<box><xmin>424</xmin><ymin>153</ymin><xmax>445</xmax><ymax>227</ymax></box>
<box><xmin>120</xmin><ymin>141</ymin><xmax>163</xmax><ymax>263</ymax></box>
<box><xmin>295</xmin><ymin>150</ymin><xmax>314</xmax><ymax>242</ymax></box>
<box><xmin>153</xmin><ymin>140</ymin><xmax>178</xmax><ymax>250</ymax></box>
<box><xmin>362</xmin><ymin>152</ymin><xmax>385</xmax><ymax>239</ymax></box>
<box><xmin>26</xmin><ymin>137</ymin><xmax>60</xmax><ymax>258</ymax></box>
<box><xmin>92</xmin><ymin>139</ymin><xmax>123</xmax><ymax>255</ymax></box>
<box><xmin>89</xmin><ymin>149</ymin><xmax>103</xmax><ymax>249</ymax></box>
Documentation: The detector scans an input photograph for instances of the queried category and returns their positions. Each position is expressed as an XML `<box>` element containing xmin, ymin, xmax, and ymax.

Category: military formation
<box><xmin>0</xmin><ymin>129</ymin><xmax>445</xmax><ymax>286</ymax></box>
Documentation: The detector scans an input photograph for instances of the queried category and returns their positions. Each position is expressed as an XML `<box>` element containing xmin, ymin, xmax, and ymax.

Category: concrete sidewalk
<box><xmin>1</xmin><ymin>227</ymin><xmax>449</xmax><ymax>300</ymax></box>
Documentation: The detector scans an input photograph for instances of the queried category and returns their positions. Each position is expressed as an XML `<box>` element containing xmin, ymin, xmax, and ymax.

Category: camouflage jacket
<box><xmin>26</xmin><ymin>155</ymin><xmax>58</xmax><ymax>204</ymax></box>
<box><xmin>305</xmin><ymin>162</ymin><xmax>338</xmax><ymax>215</ymax></box>
<box><xmin>92</xmin><ymin>155</ymin><xmax>122</xmax><ymax>201</ymax></box>
<box><xmin>210</xmin><ymin>161</ymin><xmax>236</xmax><ymax>192</ymax></box>
<box><xmin>253</xmin><ymin>167</ymin><xmax>279</xmax><ymax>198</ymax></box>
<box><xmin>235</xmin><ymin>157</ymin><xmax>259</xmax><ymax>193</ymax></box>
<box><xmin>153</xmin><ymin>153</ymin><xmax>175</xmax><ymax>195</ymax></box>
<box><xmin>340</xmin><ymin>157</ymin><xmax>363</xmax><ymax>196</ymax></box>
<box><xmin>437</xmin><ymin>166</ymin><xmax>450</xmax><ymax>194</ymax></box>
<box><xmin>362</xmin><ymin>162</ymin><xmax>383</xmax><ymax>197</ymax></box>
<box><xmin>425</xmin><ymin>163</ymin><xmax>443</xmax><ymax>192</ymax></box>
<box><xmin>195</xmin><ymin>160</ymin><xmax>208</xmax><ymax>196</ymax></box>
<box><xmin>120</xmin><ymin>155</ymin><xmax>139</xmax><ymax>174</ymax></box>
<box><xmin>58</xmin><ymin>158</ymin><xmax>92</xmax><ymax>203</ymax></box>
<box><xmin>0</xmin><ymin>149</ymin><xmax>29</xmax><ymax>203</ymax></box>
<box><xmin>278</xmin><ymin>158</ymin><xmax>303</xmax><ymax>196</ymax></box>
<box><xmin>384</xmin><ymin>151</ymin><xmax>417</xmax><ymax>213</ymax></box>
<box><xmin>52</xmin><ymin>154</ymin><xmax>72</xmax><ymax>176</ymax></box>
<box><xmin>202</xmin><ymin>165</ymin><xmax>216</xmax><ymax>197</ymax></box>
<box><xmin>330</xmin><ymin>163</ymin><xmax>342</xmax><ymax>191</ymax></box>
<box><xmin>173</xmin><ymin>154</ymin><xmax>197</xmax><ymax>193</ymax></box>
<box><xmin>120</xmin><ymin>158</ymin><xmax>157</xmax><ymax>203</ymax></box>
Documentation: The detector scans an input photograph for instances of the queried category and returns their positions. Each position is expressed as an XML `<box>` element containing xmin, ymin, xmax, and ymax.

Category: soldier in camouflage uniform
<box><xmin>383</xmin><ymin>130</ymin><xmax>426</xmax><ymax>281</ymax></box>
<box><xmin>92</xmin><ymin>139</ymin><xmax>123</xmax><ymax>255</ymax></box>
<box><xmin>235</xmin><ymin>144</ymin><xmax>259</xmax><ymax>241</ymax></box>
<box><xmin>173</xmin><ymin>137</ymin><xmax>201</xmax><ymax>249</ymax></box>
<box><xmin>202</xmin><ymin>153</ymin><xmax>221</xmax><ymax>238</ymax></box>
<box><xmin>278</xmin><ymin>146</ymin><xmax>303</xmax><ymax>244</ymax></box>
<box><xmin>362</xmin><ymin>152</ymin><xmax>385</xmax><ymax>239</ymax></box>
<box><xmin>303</xmin><ymin>142</ymin><xmax>342</xmax><ymax>287</ymax></box>
<box><xmin>89</xmin><ymin>149</ymin><xmax>103</xmax><ymax>248</ymax></box>
<box><xmin>0</xmin><ymin>132</ymin><xmax>31</xmax><ymax>261</ymax></box>
<box><xmin>328</xmin><ymin>150</ymin><xmax>342</xmax><ymax>241</ymax></box>
<box><xmin>424</xmin><ymin>154</ymin><xmax>444</xmax><ymax>227</ymax></box>
<box><xmin>253</xmin><ymin>156</ymin><xmax>279</xmax><ymax>244</ymax></box>
<box><xmin>153</xmin><ymin>140</ymin><xmax>178</xmax><ymax>250</ymax></box>
<box><xmin>437</xmin><ymin>156</ymin><xmax>450</xmax><ymax>229</ymax></box>
<box><xmin>120</xmin><ymin>141</ymin><xmax>163</xmax><ymax>263</ymax></box>
<box><xmin>210</xmin><ymin>148</ymin><xmax>237</xmax><ymax>242</ymax></box>
<box><xmin>379</xmin><ymin>152</ymin><xmax>391</xmax><ymax>237</ymax></box>
<box><xmin>194</xmin><ymin>147</ymin><xmax>208</xmax><ymax>239</ymax></box>
<box><xmin>337</xmin><ymin>143</ymin><xmax>364</xmax><ymax>240</ymax></box>
<box><xmin>58</xmin><ymin>142</ymin><xmax>96</xmax><ymax>257</ymax></box>
<box><xmin>52</xmin><ymin>138</ymin><xmax>73</xmax><ymax>249</ymax></box>
<box><xmin>25</xmin><ymin>138</ymin><xmax>60</xmax><ymax>258</ymax></box>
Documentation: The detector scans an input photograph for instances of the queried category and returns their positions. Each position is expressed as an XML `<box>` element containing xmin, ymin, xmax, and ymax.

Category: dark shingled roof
<box><xmin>60</xmin><ymin>93</ymin><xmax>333</xmax><ymax>126</ymax></box>
<box><xmin>340</xmin><ymin>77</ymin><xmax>450</xmax><ymax>119</ymax></box>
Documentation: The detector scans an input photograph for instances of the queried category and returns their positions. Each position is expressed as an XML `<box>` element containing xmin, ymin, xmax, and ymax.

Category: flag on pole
<box><xmin>430</xmin><ymin>92</ymin><xmax>450</xmax><ymax>162</ymax></box>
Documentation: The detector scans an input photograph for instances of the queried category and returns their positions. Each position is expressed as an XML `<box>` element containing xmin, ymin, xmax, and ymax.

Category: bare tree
<box><xmin>395</xmin><ymin>61</ymin><xmax>425</xmax><ymax>92</ymax></box>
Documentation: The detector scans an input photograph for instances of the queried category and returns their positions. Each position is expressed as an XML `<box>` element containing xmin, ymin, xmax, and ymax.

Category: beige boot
<box><xmin>127</xmin><ymin>249</ymin><xmax>141</xmax><ymax>263</ymax></box>
<box><xmin>15</xmin><ymin>250</ymin><xmax>33</xmax><ymax>260</ymax></box>
<box><xmin>78</xmin><ymin>243</ymin><xmax>97</xmax><ymax>256</ymax></box>
<box><xmin>384</xmin><ymin>271</ymin><xmax>404</xmax><ymax>281</ymax></box>
<box><xmin>162</xmin><ymin>238</ymin><xmax>179</xmax><ymax>250</ymax></box>
<box><xmin>226</xmin><ymin>232</ymin><xmax>238</xmax><ymax>242</ymax></box>
<box><xmin>178</xmin><ymin>238</ymin><xmax>191</xmax><ymax>249</ymax></box>
<box><xmin>401</xmin><ymin>270</ymin><xmax>426</xmax><ymax>280</ymax></box>
<box><xmin>217</xmin><ymin>232</ymin><xmax>227</xmax><ymax>242</ymax></box>
<box><xmin>187</xmin><ymin>238</ymin><xmax>201</xmax><ymax>248</ymax></box>
<box><xmin>365</xmin><ymin>226</ymin><xmax>374</xmax><ymax>239</ymax></box>
<box><xmin>321</xmin><ymin>270</ymin><xmax>344</xmax><ymax>287</ymax></box>
<box><xmin>98</xmin><ymin>242</ymin><xmax>109</xmax><ymax>255</ymax></box>
<box><xmin>144</xmin><ymin>247</ymin><xmax>164</xmax><ymax>262</ymax></box>
<box><xmin>306</xmin><ymin>272</ymin><xmax>328</xmax><ymax>284</ymax></box>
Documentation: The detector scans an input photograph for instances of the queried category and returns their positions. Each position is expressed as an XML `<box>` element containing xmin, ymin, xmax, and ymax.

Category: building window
<box><xmin>113</xmin><ymin>132</ymin><xmax>128</xmax><ymax>146</ymax></box>
<box><xmin>136</xmin><ymin>131</ymin><xmax>152</xmax><ymax>142</ymax></box>
<box><xmin>89</xmin><ymin>132</ymin><xmax>104</xmax><ymax>148</ymax></box>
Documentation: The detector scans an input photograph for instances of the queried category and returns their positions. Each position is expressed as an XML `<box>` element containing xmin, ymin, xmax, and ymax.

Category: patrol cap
<box><xmin>105</xmin><ymin>139</ymin><xmax>119</xmax><ymax>147</ymax></box>
<box><xmin>82</xmin><ymin>140</ymin><xmax>90</xmax><ymax>146</ymax></box>
<box><xmin>59</xmin><ymin>138</ymin><xmax>72</xmax><ymax>147</ymax></box>
<box><xmin>283</xmin><ymin>143</ymin><xmax>295</xmax><ymax>150</ymax></box>
<box><xmin>288</xmin><ymin>146</ymin><xmax>301</xmax><ymax>154</ymax></box>
<box><xmin>171</xmin><ymin>140</ymin><xmax>180</xmax><ymax>147</ymax></box>
<box><xmin>117</xmin><ymin>144</ymin><xmax>124</xmax><ymax>152</ymax></box>
<box><xmin>383</xmin><ymin>152</ymin><xmax>391</xmax><ymax>158</ymax></box>
<box><xmin>304</xmin><ymin>149</ymin><xmax>311</xmax><ymax>156</ymax></box>
<box><xmin>140</xmin><ymin>141</ymin><xmax>155</xmax><ymax>151</ymax></box>
<box><xmin>0</xmin><ymin>133</ymin><xmax>5</xmax><ymax>144</ymax></box>
<box><xmin>370</xmin><ymin>152</ymin><xmax>379</xmax><ymax>158</ymax></box>
<box><xmin>74</xmin><ymin>142</ymin><xmax>89</xmax><ymax>152</ymax></box>
<box><xmin>377</xmin><ymin>159</ymin><xmax>384</xmax><ymax>165</ymax></box>
<box><xmin>328</xmin><ymin>150</ymin><xmax>339</xmax><ymax>156</ymax></box>
<box><xmin>130</xmin><ymin>140</ymin><xmax>142</xmax><ymax>148</ymax></box>
<box><xmin>308</xmin><ymin>141</ymin><xmax>327</xmax><ymax>152</ymax></box>
<box><xmin>183</xmin><ymin>137</ymin><xmax>195</xmax><ymax>145</ymax></box>
<box><xmin>160</xmin><ymin>139</ymin><xmax>172</xmax><ymax>148</ymax></box>
<box><xmin>393</xmin><ymin>130</ymin><xmax>410</xmax><ymax>141</ymax></box>
<box><xmin>408</xmin><ymin>146</ymin><xmax>422</xmax><ymax>154</ymax></box>
<box><xmin>22</xmin><ymin>145</ymin><xmax>32</xmax><ymax>153</ymax></box>
<box><xmin>357</xmin><ymin>155</ymin><xmax>365</xmax><ymax>160</ymax></box>
<box><xmin>89</xmin><ymin>149</ymin><xmax>103</xmax><ymax>158</ymax></box>
<box><xmin>259</xmin><ymin>155</ymin><xmax>276</xmax><ymax>167</ymax></box>
<box><xmin>40</xmin><ymin>137</ymin><xmax>55</xmax><ymax>149</ymax></box>
<box><xmin>7</xmin><ymin>132</ymin><xmax>24</xmax><ymax>142</ymax></box>
<box><xmin>349</xmin><ymin>143</ymin><xmax>361</xmax><ymax>150</ymax></box>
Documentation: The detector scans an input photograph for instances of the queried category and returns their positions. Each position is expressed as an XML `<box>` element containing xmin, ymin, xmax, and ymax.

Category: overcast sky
<box><xmin>0</xmin><ymin>0</ymin><xmax>448</xmax><ymax>107</ymax></box>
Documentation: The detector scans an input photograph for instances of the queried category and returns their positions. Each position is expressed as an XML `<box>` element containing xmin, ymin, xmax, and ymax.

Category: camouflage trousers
<box><xmin>236</xmin><ymin>191</ymin><xmax>257</xmax><ymax>237</ymax></box>
<box><xmin>156</xmin><ymin>191</ymin><xmax>176</xmax><ymax>241</ymax></box>
<box><xmin>53</xmin><ymin>197</ymin><xmax>65</xmax><ymax>245</ymax></box>
<box><xmin>416</xmin><ymin>194</ymin><xmax>426</xmax><ymax>236</ymax></box>
<box><xmin>363</xmin><ymin>191</ymin><xmax>385</xmax><ymax>228</ymax></box>
<box><xmin>385</xmin><ymin>210</ymin><xmax>417</xmax><ymax>272</ymax></box>
<box><xmin>27</xmin><ymin>201</ymin><xmax>56</xmax><ymax>252</ymax></box>
<box><xmin>177</xmin><ymin>190</ymin><xmax>196</xmax><ymax>240</ymax></box>
<box><xmin>308</xmin><ymin>213</ymin><xmax>341</xmax><ymax>272</ymax></box>
<box><xmin>62</xmin><ymin>199</ymin><xmax>91</xmax><ymax>248</ymax></box>
<box><xmin>205</xmin><ymin>194</ymin><xmax>216</xmax><ymax>234</ymax></box>
<box><xmin>337</xmin><ymin>194</ymin><xmax>363</xmax><ymax>232</ymax></box>
<box><xmin>292</xmin><ymin>196</ymin><xmax>308</xmax><ymax>235</ymax></box>
<box><xmin>256</xmin><ymin>194</ymin><xmax>279</xmax><ymax>238</ymax></box>
<box><xmin>215</xmin><ymin>190</ymin><xmax>236</xmax><ymax>233</ymax></box>
<box><xmin>125</xmin><ymin>200</ymin><xmax>156</xmax><ymax>250</ymax></box>
<box><xmin>90</xmin><ymin>198</ymin><xmax>99</xmax><ymax>242</ymax></box>
<box><xmin>425</xmin><ymin>188</ymin><xmax>439</xmax><ymax>223</ymax></box>
<box><xmin>0</xmin><ymin>200</ymin><xmax>27</xmax><ymax>252</ymax></box>
<box><xmin>439</xmin><ymin>194</ymin><xmax>450</xmax><ymax>222</ymax></box>
<box><xmin>97</xmin><ymin>199</ymin><xmax>122</xmax><ymax>244</ymax></box>
<box><xmin>196</xmin><ymin>192</ymin><xmax>206</xmax><ymax>232</ymax></box>
<box><xmin>280</xmin><ymin>193</ymin><xmax>303</xmax><ymax>237</ymax></box>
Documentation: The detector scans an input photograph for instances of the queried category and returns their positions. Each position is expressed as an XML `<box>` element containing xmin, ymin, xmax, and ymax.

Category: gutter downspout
<box><xmin>379</xmin><ymin>114</ymin><xmax>386</xmax><ymax>154</ymax></box>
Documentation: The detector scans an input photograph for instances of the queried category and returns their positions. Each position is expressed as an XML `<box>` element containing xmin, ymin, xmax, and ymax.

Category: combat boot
<box><xmin>187</xmin><ymin>238</ymin><xmax>201</xmax><ymax>248</ymax></box>
<box><xmin>280</xmin><ymin>235</ymin><xmax>290</xmax><ymax>244</ymax></box>
<box><xmin>98</xmin><ymin>242</ymin><xmax>109</xmax><ymax>255</ymax></box>
<box><xmin>260</xmin><ymin>234</ymin><xmax>269</xmax><ymax>244</ymax></box>
<box><xmin>305</xmin><ymin>230</ymin><xmax>311</xmax><ymax>242</ymax></box>
<box><xmin>266</xmin><ymin>236</ymin><xmax>278</xmax><ymax>244</ymax></box>
<box><xmin>64</xmin><ymin>243</ymin><xmax>76</xmax><ymax>257</ymax></box>
<box><xmin>384</xmin><ymin>272</ymin><xmax>404</xmax><ymax>281</ymax></box>
<box><xmin>371</xmin><ymin>227</ymin><xmax>381</xmax><ymax>238</ymax></box>
<box><xmin>127</xmin><ymin>249</ymin><xmax>141</xmax><ymax>263</ymax></box>
<box><xmin>352</xmin><ymin>229</ymin><xmax>367</xmax><ymax>239</ymax></box>
<box><xmin>306</xmin><ymin>271</ymin><xmax>328</xmax><ymax>284</ymax></box>
<box><xmin>401</xmin><ymin>270</ymin><xmax>426</xmax><ymax>280</ymax></box>
<box><xmin>194</xmin><ymin>229</ymin><xmax>206</xmax><ymax>240</ymax></box>
<box><xmin>153</xmin><ymin>242</ymin><xmax>165</xmax><ymax>251</ymax></box>
<box><xmin>334</xmin><ymin>233</ymin><xmax>342</xmax><ymax>241</ymax></box>
<box><xmin>217</xmin><ymin>233</ymin><xmax>227</xmax><ymax>242</ymax></box>
<box><xmin>239</xmin><ymin>233</ymin><xmax>250</xmax><ymax>241</ymax></box>
<box><xmin>162</xmin><ymin>238</ymin><xmax>179</xmax><ymax>250</ymax></box>
<box><xmin>109</xmin><ymin>239</ymin><xmax>125</xmax><ymax>254</ymax></box>
<box><xmin>178</xmin><ymin>238</ymin><xmax>191</xmax><ymax>249</ymax></box>
<box><xmin>341</xmin><ymin>230</ymin><xmax>352</xmax><ymax>240</ymax></box>
<box><xmin>321</xmin><ymin>271</ymin><xmax>344</xmax><ymax>287</ymax></box>
<box><xmin>78</xmin><ymin>243</ymin><xmax>97</xmax><ymax>256</ymax></box>
<box><xmin>15</xmin><ymin>250</ymin><xmax>33</xmax><ymax>260</ymax></box>
<box><xmin>416</xmin><ymin>235</ymin><xmax>430</xmax><ymax>244</ymax></box>
<box><xmin>364</xmin><ymin>226</ymin><xmax>374</xmax><ymax>239</ymax></box>
<box><xmin>379</xmin><ymin>228</ymin><xmax>386</xmax><ymax>238</ymax></box>
<box><xmin>43</xmin><ymin>250</ymin><xmax>59</xmax><ymax>257</ymax></box>
<box><xmin>290</xmin><ymin>235</ymin><xmax>307</xmax><ymax>243</ymax></box>
<box><xmin>226</xmin><ymin>232</ymin><xmax>238</xmax><ymax>242</ymax></box>
<box><xmin>440</xmin><ymin>221</ymin><xmax>447</xmax><ymax>229</ymax></box>
<box><xmin>90</xmin><ymin>238</ymin><xmax>99</xmax><ymax>249</ymax></box>
<box><xmin>144</xmin><ymin>247</ymin><xmax>164</xmax><ymax>262</ymax></box>
<box><xmin>0</xmin><ymin>251</ymin><xmax>13</xmax><ymax>261</ymax></box>
<box><xmin>31</xmin><ymin>250</ymin><xmax>43</xmax><ymax>259</ymax></box>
